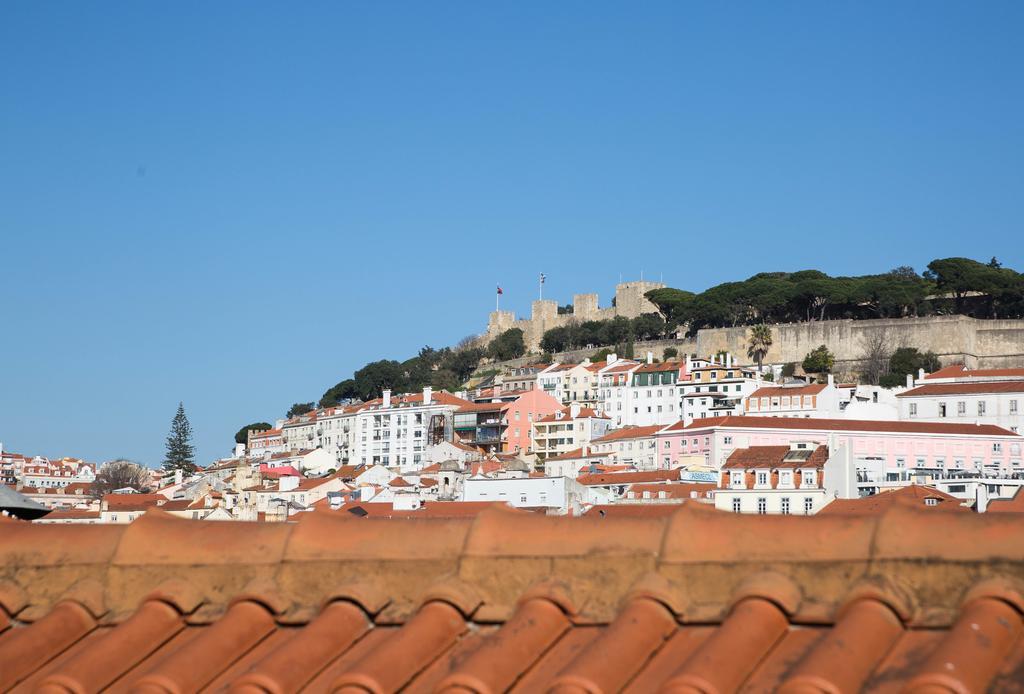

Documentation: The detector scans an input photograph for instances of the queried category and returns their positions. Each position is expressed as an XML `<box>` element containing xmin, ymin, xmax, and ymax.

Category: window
<box><xmin>732</xmin><ymin>498</ymin><xmax>741</xmax><ymax>513</ymax></box>
<box><xmin>957</xmin><ymin>401</ymin><xmax>966</xmax><ymax>415</ymax></box>
<box><xmin>803</xmin><ymin>497</ymin><xmax>814</xmax><ymax>515</ymax></box>
<box><xmin>781</xmin><ymin>497</ymin><xmax>791</xmax><ymax>515</ymax></box>
<box><xmin>909</xmin><ymin>403</ymin><xmax>917</xmax><ymax>417</ymax></box>
<box><xmin>994</xmin><ymin>443</ymin><xmax>1003</xmax><ymax>454</ymax></box>
<box><xmin>724</xmin><ymin>436</ymin><xmax>733</xmax><ymax>445</ymax></box>
<box><xmin>939</xmin><ymin>402</ymin><xmax>947</xmax><ymax>417</ymax></box>
<box><xmin>756</xmin><ymin>471</ymin><xmax>768</xmax><ymax>486</ymax></box>
<box><xmin>1012</xmin><ymin>400</ymin><xmax>1019</xmax><ymax>414</ymax></box>
<box><xmin>978</xmin><ymin>401</ymin><xmax>987</xmax><ymax>416</ymax></box>
<box><xmin>924</xmin><ymin>497</ymin><xmax>938</xmax><ymax>506</ymax></box>
<box><xmin>757</xmin><ymin>498</ymin><xmax>767</xmax><ymax>514</ymax></box>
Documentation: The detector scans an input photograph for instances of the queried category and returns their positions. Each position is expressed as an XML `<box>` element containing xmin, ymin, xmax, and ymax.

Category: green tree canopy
<box><xmin>235</xmin><ymin>422</ymin><xmax>271</xmax><ymax>445</ymax></box>
<box><xmin>802</xmin><ymin>345</ymin><xmax>835</xmax><ymax>374</ymax></box>
<box><xmin>286</xmin><ymin>402</ymin><xmax>315</xmax><ymax>419</ymax></box>
<box><xmin>487</xmin><ymin>328</ymin><xmax>526</xmax><ymax>361</ymax></box>
<box><xmin>880</xmin><ymin>347</ymin><xmax>942</xmax><ymax>388</ymax></box>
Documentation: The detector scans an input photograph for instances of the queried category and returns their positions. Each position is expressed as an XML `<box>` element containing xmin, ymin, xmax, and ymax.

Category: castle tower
<box><xmin>614</xmin><ymin>281</ymin><xmax>666</xmax><ymax>318</ymax></box>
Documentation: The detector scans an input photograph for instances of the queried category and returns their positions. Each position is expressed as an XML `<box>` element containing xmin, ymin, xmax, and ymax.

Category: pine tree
<box><xmin>163</xmin><ymin>402</ymin><xmax>196</xmax><ymax>473</ymax></box>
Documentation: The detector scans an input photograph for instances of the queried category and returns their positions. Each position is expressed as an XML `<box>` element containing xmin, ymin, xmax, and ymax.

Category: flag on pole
<box><xmin>540</xmin><ymin>273</ymin><xmax>546</xmax><ymax>284</ymax></box>
<box><xmin>496</xmin><ymin>285</ymin><xmax>504</xmax><ymax>294</ymax></box>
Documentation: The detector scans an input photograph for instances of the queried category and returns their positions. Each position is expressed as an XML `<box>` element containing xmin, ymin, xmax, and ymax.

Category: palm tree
<box><xmin>747</xmin><ymin>324</ymin><xmax>773</xmax><ymax>373</ymax></box>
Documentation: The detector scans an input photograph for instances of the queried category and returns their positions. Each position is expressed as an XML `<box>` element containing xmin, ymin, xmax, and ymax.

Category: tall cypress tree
<box><xmin>163</xmin><ymin>402</ymin><xmax>196</xmax><ymax>473</ymax></box>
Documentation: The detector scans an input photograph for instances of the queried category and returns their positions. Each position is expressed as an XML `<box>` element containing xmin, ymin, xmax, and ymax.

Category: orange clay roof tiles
<box><xmin>723</xmin><ymin>444</ymin><xmax>829</xmax><ymax>469</ymax></box>
<box><xmin>987</xmin><ymin>488</ymin><xmax>1024</xmax><ymax>512</ymax></box>
<box><xmin>819</xmin><ymin>485</ymin><xmax>969</xmax><ymax>515</ymax></box>
<box><xmin>924</xmin><ymin>364</ymin><xmax>1024</xmax><ymax>380</ymax></box>
<box><xmin>899</xmin><ymin>380</ymin><xmax>1024</xmax><ymax>396</ymax></box>
<box><xmin>576</xmin><ymin>469</ymin><xmax>681</xmax><ymax>485</ymax></box>
<box><xmin>666</xmin><ymin>414</ymin><xmax>1019</xmax><ymax>436</ymax></box>
<box><xmin>2</xmin><ymin>505</ymin><xmax>1024</xmax><ymax>691</ymax></box>
<box><xmin>591</xmin><ymin>425</ymin><xmax>664</xmax><ymax>442</ymax></box>
<box><xmin>748</xmin><ymin>383</ymin><xmax>828</xmax><ymax>398</ymax></box>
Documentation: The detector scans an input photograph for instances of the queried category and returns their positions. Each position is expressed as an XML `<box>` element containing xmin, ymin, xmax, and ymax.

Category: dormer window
<box><xmin>924</xmin><ymin>497</ymin><xmax>938</xmax><ymax>506</ymax></box>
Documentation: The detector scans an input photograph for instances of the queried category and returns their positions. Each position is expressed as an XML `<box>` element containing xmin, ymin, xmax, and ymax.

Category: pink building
<box><xmin>657</xmin><ymin>415</ymin><xmax>1023</xmax><ymax>484</ymax></box>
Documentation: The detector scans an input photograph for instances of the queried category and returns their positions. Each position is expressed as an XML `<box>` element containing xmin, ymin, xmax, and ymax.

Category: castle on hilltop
<box><xmin>485</xmin><ymin>281</ymin><xmax>665</xmax><ymax>351</ymax></box>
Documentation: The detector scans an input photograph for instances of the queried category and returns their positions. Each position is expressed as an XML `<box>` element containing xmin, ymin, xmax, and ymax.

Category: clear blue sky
<box><xmin>2</xmin><ymin>2</ymin><xmax>1022</xmax><ymax>466</ymax></box>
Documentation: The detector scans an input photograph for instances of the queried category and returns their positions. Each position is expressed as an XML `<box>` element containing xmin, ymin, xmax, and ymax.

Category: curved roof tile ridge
<box><xmin>4</xmin><ymin>505</ymin><xmax>1024</xmax><ymax>690</ymax></box>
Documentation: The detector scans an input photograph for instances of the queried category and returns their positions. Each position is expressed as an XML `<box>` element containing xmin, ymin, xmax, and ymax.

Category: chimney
<box><xmin>174</xmin><ymin>468</ymin><xmax>183</xmax><ymax>486</ymax></box>
<box><xmin>827</xmin><ymin>373</ymin><xmax>834</xmax><ymax>387</ymax></box>
<box><xmin>383</xmin><ymin>389</ymin><xmax>392</xmax><ymax>408</ymax></box>
<box><xmin>646</xmin><ymin>351</ymin><xmax>654</xmax><ymax>365</ymax></box>
<box><xmin>423</xmin><ymin>386</ymin><xmax>432</xmax><ymax>405</ymax></box>
<box><xmin>608</xmin><ymin>352</ymin><xmax>618</xmax><ymax>365</ymax></box>
<box><xmin>726</xmin><ymin>353</ymin><xmax>732</xmax><ymax>368</ymax></box>
<box><xmin>976</xmin><ymin>483</ymin><xmax>990</xmax><ymax>513</ymax></box>
<box><xmin>685</xmin><ymin>354</ymin><xmax>692</xmax><ymax>373</ymax></box>
<box><xmin>918</xmin><ymin>367</ymin><xmax>926</xmax><ymax>380</ymax></box>
<box><xmin>906</xmin><ymin>373</ymin><xmax>914</xmax><ymax>389</ymax></box>
<box><xmin>570</xmin><ymin>402</ymin><xmax>581</xmax><ymax>419</ymax></box>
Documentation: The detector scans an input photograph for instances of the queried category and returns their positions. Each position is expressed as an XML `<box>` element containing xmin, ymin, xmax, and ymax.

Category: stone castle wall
<box><xmin>481</xmin><ymin>314</ymin><xmax>1024</xmax><ymax>373</ymax></box>
<box><xmin>694</xmin><ymin>315</ymin><xmax>1024</xmax><ymax>370</ymax></box>
<box><xmin>486</xmin><ymin>281</ymin><xmax>666</xmax><ymax>351</ymax></box>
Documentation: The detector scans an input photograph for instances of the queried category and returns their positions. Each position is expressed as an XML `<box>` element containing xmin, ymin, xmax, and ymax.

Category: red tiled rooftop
<box><xmin>723</xmin><ymin>445</ymin><xmax>829</xmax><ymax>469</ymax></box>
<box><xmin>102</xmin><ymin>493</ymin><xmax>166</xmax><ymax>511</ymax></box>
<box><xmin>576</xmin><ymin>469</ymin><xmax>681</xmax><ymax>486</ymax></box>
<box><xmin>819</xmin><ymin>485</ymin><xmax>969</xmax><ymax>515</ymax></box>
<box><xmin>898</xmin><ymin>380</ymin><xmax>1024</xmax><ymax>397</ymax></box>
<box><xmin>591</xmin><ymin>425</ymin><xmax>664</xmax><ymax>443</ymax></box>
<box><xmin>545</xmin><ymin>447</ymin><xmax>611</xmax><ymax>462</ymax></box>
<box><xmin>748</xmin><ymin>383</ymin><xmax>827</xmax><ymax>398</ymax></box>
<box><xmin>987</xmin><ymin>488</ymin><xmax>1024</xmax><ymax>513</ymax></box>
<box><xmin>924</xmin><ymin>364</ymin><xmax>1024</xmax><ymax>380</ymax></box>
<box><xmin>3</xmin><ymin>506</ymin><xmax>1024</xmax><ymax>691</ymax></box>
<box><xmin>535</xmin><ymin>406</ymin><xmax>608</xmax><ymax>423</ymax></box>
<box><xmin>665</xmin><ymin>415</ymin><xmax>1019</xmax><ymax>437</ymax></box>
<box><xmin>625</xmin><ymin>482</ymin><xmax>715</xmax><ymax>499</ymax></box>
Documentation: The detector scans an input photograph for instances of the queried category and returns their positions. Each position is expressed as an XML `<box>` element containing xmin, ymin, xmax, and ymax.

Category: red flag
<box><xmin>497</xmin><ymin>285</ymin><xmax>504</xmax><ymax>294</ymax></box>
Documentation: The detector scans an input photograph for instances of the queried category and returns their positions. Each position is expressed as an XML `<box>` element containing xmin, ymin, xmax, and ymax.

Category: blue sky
<box><xmin>2</xmin><ymin>2</ymin><xmax>1022</xmax><ymax>466</ymax></box>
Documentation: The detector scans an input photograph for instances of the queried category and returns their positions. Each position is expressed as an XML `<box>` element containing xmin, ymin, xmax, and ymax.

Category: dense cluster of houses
<box><xmin>4</xmin><ymin>354</ymin><xmax>1024</xmax><ymax>524</ymax></box>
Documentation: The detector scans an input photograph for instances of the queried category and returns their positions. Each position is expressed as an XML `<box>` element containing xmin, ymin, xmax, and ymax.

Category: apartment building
<box><xmin>745</xmin><ymin>377</ymin><xmax>898</xmax><ymax>420</ymax></box>
<box><xmin>679</xmin><ymin>357</ymin><xmax>760</xmax><ymax>422</ymax></box>
<box><xmin>712</xmin><ymin>443</ymin><xmax>831</xmax><ymax>515</ymax></box>
<box><xmin>537</xmin><ymin>362</ymin><xmax>603</xmax><ymax>406</ymax></box>
<box><xmin>595</xmin><ymin>356</ymin><xmax>643</xmax><ymax>426</ymax></box>
<box><xmin>658</xmin><ymin>415</ymin><xmax>1023</xmax><ymax>492</ymax></box>
<box><xmin>531</xmin><ymin>404</ymin><xmax>612</xmax><ymax>460</ymax></box>
<box><xmin>454</xmin><ymin>389</ymin><xmax>562</xmax><ymax>454</ymax></box>
<box><xmin>351</xmin><ymin>388</ymin><xmax>469</xmax><ymax>469</ymax></box>
<box><xmin>898</xmin><ymin>365</ymin><xmax>1024</xmax><ymax>434</ymax></box>
<box><xmin>500</xmin><ymin>363</ymin><xmax>548</xmax><ymax>393</ymax></box>
<box><xmin>247</xmin><ymin>427</ymin><xmax>286</xmax><ymax>456</ymax></box>
<box><xmin>588</xmin><ymin>425</ymin><xmax>667</xmax><ymax>470</ymax></box>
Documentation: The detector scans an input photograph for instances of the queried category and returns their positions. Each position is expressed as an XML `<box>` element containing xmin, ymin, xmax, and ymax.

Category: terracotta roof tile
<box><xmin>591</xmin><ymin>425</ymin><xmax>664</xmax><ymax>442</ymax></box>
<box><xmin>748</xmin><ymin>383</ymin><xmax>828</xmax><ymax>398</ymax></box>
<box><xmin>899</xmin><ymin>380</ymin><xmax>1024</xmax><ymax>397</ymax></box>
<box><xmin>924</xmin><ymin>364</ymin><xmax>1024</xmax><ymax>380</ymax></box>
<box><xmin>986</xmin><ymin>487</ymin><xmax>1024</xmax><ymax>512</ymax></box>
<box><xmin>665</xmin><ymin>415</ymin><xmax>1019</xmax><ymax>437</ymax></box>
<box><xmin>576</xmin><ymin>469</ymin><xmax>680</xmax><ymax>486</ymax></box>
<box><xmin>819</xmin><ymin>485</ymin><xmax>969</xmax><ymax>515</ymax></box>
<box><xmin>4</xmin><ymin>504</ymin><xmax>1024</xmax><ymax>691</ymax></box>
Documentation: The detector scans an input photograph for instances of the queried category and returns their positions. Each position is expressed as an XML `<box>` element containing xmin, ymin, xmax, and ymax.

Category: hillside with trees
<box><xmin>644</xmin><ymin>257</ymin><xmax>1024</xmax><ymax>337</ymax></box>
<box><xmin>304</xmin><ymin>256</ymin><xmax>1021</xmax><ymax>413</ymax></box>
